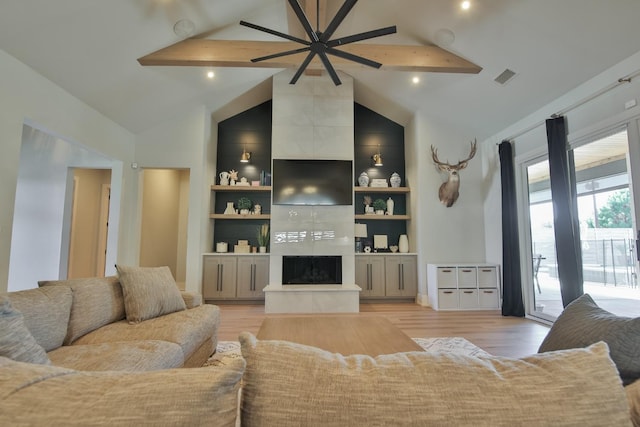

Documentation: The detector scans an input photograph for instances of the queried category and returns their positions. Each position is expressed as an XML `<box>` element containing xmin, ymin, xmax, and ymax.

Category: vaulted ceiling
<box><xmin>1</xmin><ymin>1</ymin><xmax>639</xmax><ymax>138</ymax></box>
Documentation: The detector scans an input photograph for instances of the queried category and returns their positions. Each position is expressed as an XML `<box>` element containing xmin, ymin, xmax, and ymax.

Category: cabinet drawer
<box><xmin>479</xmin><ymin>288</ymin><xmax>500</xmax><ymax>308</ymax></box>
<box><xmin>457</xmin><ymin>267</ymin><xmax>477</xmax><ymax>289</ymax></box>
<box><xmin>477</xmin><ymin>267</ymin><xmax>497</xmax><ymax>288</ymax></box>
<box><xmin>437</xmin><ymin>289</ymin><xmax>458</xmax><ymax>309</ymax></box>
<box><xmin>436</xmin><ymin>267</ymin><xmax>457</xmax><ymax>288</ymax></box>
<box><xmin>459</xmin><ymin>289</ymin><xmax>478</xmax><ymax>308</ymax></box>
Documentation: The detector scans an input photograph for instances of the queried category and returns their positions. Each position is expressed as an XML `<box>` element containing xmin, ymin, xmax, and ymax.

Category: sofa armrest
<box><xmin>0</xmin><ymin>356</ymin><xmax>244</xmax><ymax>426</ymax></box>
<box><xmin>180</xmin><ymin>291</ymin><xmax>202</xmax><ymax>308</ymax></box>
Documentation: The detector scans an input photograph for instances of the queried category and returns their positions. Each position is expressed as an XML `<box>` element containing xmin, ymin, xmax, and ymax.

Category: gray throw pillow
<box><xmin>539</xmin><ymin>293</ymin><xmax>640</xmax><ymax>385</ymax></box>
<box><xmin>0</xmin><ymin>296</ymin><xmax>51</xmax><ymax>364</ymax></box>
<box><xmin>116</xmin><ymin>265</ymin><xmax>186</xmax><ymax>324</ymax></box>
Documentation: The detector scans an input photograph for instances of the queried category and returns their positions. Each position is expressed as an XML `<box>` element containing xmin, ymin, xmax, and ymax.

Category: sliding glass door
<box><xmin>523</xmin><ymin>129</ymin><xmax>639</xmax><ymax>319</ymax></box>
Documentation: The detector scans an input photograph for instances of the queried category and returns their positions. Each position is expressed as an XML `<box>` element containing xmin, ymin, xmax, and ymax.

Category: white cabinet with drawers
<box><xmin>427</xmin><ymin>264</ymin><xmax>501</xmax><ymax>310</ymax></box>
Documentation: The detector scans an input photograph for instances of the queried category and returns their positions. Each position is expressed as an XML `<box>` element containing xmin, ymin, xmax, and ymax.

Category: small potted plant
<box><xmin>373</xmin><ymin>198</ymin><xmax>386</xmax><ymax>215</ymax></box>
<box><xmin>257</xmin><ymin>223</ymin><xmax>269</xmax><ymax>253</ymax></box>
<box><xmin>237</xmin><ymin>197</ymin><xmax>252</xmax><ymax>215</ymax></box>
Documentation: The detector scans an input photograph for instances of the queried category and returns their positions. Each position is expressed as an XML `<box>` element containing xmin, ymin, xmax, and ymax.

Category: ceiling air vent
<box><xmin>494</xmin><ymin>68</ymin><xmax>517</xmax><ymax>85</ymax></box>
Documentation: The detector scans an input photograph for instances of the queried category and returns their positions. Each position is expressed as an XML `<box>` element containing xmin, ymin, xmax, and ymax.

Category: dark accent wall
<box><xmin>214</xmin><ymin>101</ymin><xmax>272</xmax><ymax>249</ymax></box>
<box><xmin>213</xmin><ymin>100</ymin><xmax>407</xmax><ymax>250</ymax></box>
<box><xmin>354</xmin><ymin>103</ymin><xmax>407</xmax><ymax>248</ymax></box>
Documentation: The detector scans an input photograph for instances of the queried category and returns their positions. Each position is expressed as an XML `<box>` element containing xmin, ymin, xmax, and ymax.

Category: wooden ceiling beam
<box><xmin>137</xmin><ymin>39</ymin><xmax>482</xmax><ymax>74</ymax></box>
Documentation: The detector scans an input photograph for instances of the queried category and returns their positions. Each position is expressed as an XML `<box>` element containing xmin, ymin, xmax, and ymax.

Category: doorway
<box><xmin>139</xmin><ymin>168</ymin><xmax>190</xmax><ymax>289</ymax></box>
<box><xmin>67</xmin><ymin>168</ymin><xmax>112</xmax><ymax>278</ymax></box>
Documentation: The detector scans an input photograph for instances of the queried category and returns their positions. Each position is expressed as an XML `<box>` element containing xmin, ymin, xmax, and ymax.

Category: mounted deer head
<box><xmin>431</xmin><ymin>139</ymin><xmax>477</xmax><ymax>207</ymax></box>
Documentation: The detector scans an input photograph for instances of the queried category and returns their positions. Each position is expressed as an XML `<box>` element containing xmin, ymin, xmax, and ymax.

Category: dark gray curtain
<box><xmin>499</xmin><ymin>141</ymin><xmax>525</xmax><ymax>317</ymax></box>
<box><xmin>546</xmin><ymin>116</ymin><xmax>584</xmax><ymax>307</ymax></box>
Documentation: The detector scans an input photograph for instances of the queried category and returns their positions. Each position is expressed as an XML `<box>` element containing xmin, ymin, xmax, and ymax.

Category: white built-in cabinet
<box><xmin>427</xmin><ymin>264</ymin><xmax>501</xmax><ymax>310</ymax></box>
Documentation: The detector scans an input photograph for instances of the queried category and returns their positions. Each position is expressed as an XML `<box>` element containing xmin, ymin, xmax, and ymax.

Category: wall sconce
<box><xmin>240</xmin><ymin>147</ymin><xmax>251</xmax><ymax>163</ymax></box>
<box><xmin>372</xmin><ymin>145</ymin><xmax>383</xmax><ymax>166</ymax></box>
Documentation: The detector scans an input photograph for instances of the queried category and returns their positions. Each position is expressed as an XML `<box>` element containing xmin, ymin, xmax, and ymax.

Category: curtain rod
<box><xmin>498</xmin><ymin>68</ymin><xmax>640</xmax><ymax>144</ymax></box>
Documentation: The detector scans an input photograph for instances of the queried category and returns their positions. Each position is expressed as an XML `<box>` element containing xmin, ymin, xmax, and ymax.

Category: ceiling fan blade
<box><xmin>328</xmin><ymin>26</ymin><xmax>397</xmax><ymax>47</ymax></box>
<box><xmin>251</xmin><ymin>46</ymin><xmax>311</xmax><ymax>62</ymax></box>
<box><xmin>318</xmin><ymin>52</ymin><xmax>342</xmax><ymax>85</ymax></box>
<box><xmin>290</xmin><ymin>51</ymin><xmax>317</xmax><ymax>84</ymax></box>
<box><xmin>321</xmin><ymin>0</ymin><xmax>358</xmax><ymax>42</ymax></box>
<box><xmin>287</xmin><ymin>0</ymin><xmax>319</xmax><ymax>42</ymax></box>
<box><xmin>240</xmin><ymin>20</ymin><xmax>310</xmax><ymax>45</ymax></box>
<box><xmin>326</xmin><ymin>47</ymin><xmax>381</xmax><ymax>69</ymax></box>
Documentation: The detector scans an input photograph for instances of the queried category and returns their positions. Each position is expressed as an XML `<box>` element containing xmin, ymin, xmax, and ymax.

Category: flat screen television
<box><xmin>272</xmin><ymin>159</ymin><xmax>353</xmax><ymax>206</ymax></box>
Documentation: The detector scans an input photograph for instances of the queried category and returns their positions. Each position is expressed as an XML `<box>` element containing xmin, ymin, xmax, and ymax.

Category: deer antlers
<box><xmin>430</xmin><ymin>139</ymin><xmax>477</xmax><ymax>207</ymax></box>
<box><xmin>431</xmin><ymin>139</ymin><xmax>477</xmax><ymax>171</ymax></box>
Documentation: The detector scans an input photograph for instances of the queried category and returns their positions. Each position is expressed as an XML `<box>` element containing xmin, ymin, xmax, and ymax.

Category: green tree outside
<box><xmin>586</xmin><ymin>189</ymin><xmax>632</xmax><ymax>228</ymax></box>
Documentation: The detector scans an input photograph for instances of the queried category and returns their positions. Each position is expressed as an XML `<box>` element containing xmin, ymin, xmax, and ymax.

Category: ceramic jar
<box><xmin>390</xmin><ymin>172</ymin><xmax>401</xmax><ymax>187</ymax></box>
<box><xmin>358</xmin><ymin>172</ymin><xmax>369</xmax><ymax>187</ymax></box>
<box><xmin>386</xmin><ymin>197</ymin><xmax>394</xmax><ymax>215</ymax></box>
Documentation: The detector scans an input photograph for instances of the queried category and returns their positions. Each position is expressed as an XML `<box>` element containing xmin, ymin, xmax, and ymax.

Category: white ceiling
<box><xmin>1</xmin><ymin>0</ymin><xmax>640</xmax><ymax>138</ymax></box>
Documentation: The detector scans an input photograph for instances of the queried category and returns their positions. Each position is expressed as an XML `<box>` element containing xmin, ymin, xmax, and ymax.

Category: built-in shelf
<box><xmin>210</xmin><ymin>214</ymin><xmax>271</xmax><ymax>220</ymax></box>
<box><xmin>211</xmin><ymin>185</ymin><xmax>271</xmax><ymax>192</ymax></box>
<box><xmin>354</xmin><ymin>186</ymin><xmax>409</xmax><ymax>193</ymax></box>
<box><xmin>354</xmin><ymin>214</ymin><xmax>410</xmax><ymax>220</ymax></box>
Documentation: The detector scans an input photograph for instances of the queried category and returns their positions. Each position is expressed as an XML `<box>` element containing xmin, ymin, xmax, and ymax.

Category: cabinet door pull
<box><xmin>368</xmin><ymin>264</ymin><xmax>372</xmax><ymax>290</ymax></box>
<box><xmin>398</xmin><ymin>265</ymin><xmax>402</xmax><ymax>290</ymax></box>
<box><xmin>481</xmin><ymin>269</ymin><xmax>493</xmax><ymax>272</ymax></box>
<box><xmin>219</xmin><ymin>264</ymin><xmax>224</xmax><ymax>291</ymax></box>
<box><xmin>463</xmin><ymin>290</ymin><xmax>474</xmax><ymax>294</ymax></box>
<box><xmin>461</xmin><ymin>269</ymin><xmax>473</xmax><ymax>273</ymax></box>
<box><xmin>443</xmin><ymin>291</ymin><xmax>454</xmax><ymax>294</ymax></box>
<box><xmin>483</xmin><ymin>290</ymin><xmax>494</xmax><ymax>294</ymax></box>
<box><xmin>442</xmin><ymin>269</ymin><xmax>452</xmax><ymax>273</ymax></box>
<box><xmin>401</xmin><ymin>264</ymin><xmax>405</xmax><ymax>290</ymax></box>
<box><xmin>216</xmin><ymin>264</ymin><xmax>221</xmax><ymax>292</ymax></box>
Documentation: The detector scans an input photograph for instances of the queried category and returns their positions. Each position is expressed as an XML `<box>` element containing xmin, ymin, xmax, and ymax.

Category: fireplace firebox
<box><xmin>282</xmin><ymin>256</ymin><xmax>342</xmax><ymax>285</ymax></box>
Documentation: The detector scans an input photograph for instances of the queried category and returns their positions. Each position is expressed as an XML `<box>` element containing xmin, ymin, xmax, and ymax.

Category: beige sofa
<box><xmin>2</xmin><ymin>270</ymin><xmax>220</xmax><ymax>371</ymax></box>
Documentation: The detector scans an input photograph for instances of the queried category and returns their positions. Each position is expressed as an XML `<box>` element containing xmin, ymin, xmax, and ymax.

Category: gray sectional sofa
<box><xmin>2</xmin><ymin>267</ymin><xmax>220</xmax><ymax>371</ymax></box>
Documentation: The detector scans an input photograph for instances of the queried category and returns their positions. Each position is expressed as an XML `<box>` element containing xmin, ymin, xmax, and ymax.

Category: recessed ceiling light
<box><xmin>412</xmin><ymin>76</ymin><xmax>420</xmax><ymax>84</ymax></box>
<box><xmin>207</xmin><ymin>71</ymin><xmax>215</xmax><ymax>79</ymax></box>
<box><xmin>461</xmin><ymin>1</ymin><xmax>471</xmax><ymax>10</ymax></box>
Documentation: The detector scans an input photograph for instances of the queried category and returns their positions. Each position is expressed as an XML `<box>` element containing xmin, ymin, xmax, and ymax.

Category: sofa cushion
<box><xmin>538</xmin><ymin>293</ymin><xmax>640</xmax><ymax>385</ymax></box>
<box><xmin>73</xmin><ymin>304</ymin><xmax>219</xmax><ymax>362</ymax></box>
<box><xmin>628</xmin><ymin>380</ymin><xmax>640</xmax><ymax>427</ymax></box>
<box><xmin>48</xmin><ymin>340</ymin><xmax>185</xmax><ymax>371</ymax></box>
<box><xmin>6</xmin><ymin>286</ymin><xmax>72</xmax><ymax>351</ymax></box>
<box><xmin>0</xmin><ymin>356</ymin><xmax>244</xmax><ymax>427</ymax></box>
<box><xmin>239</xmin><ymin>333</ymin><xmax>632</xmax><ymax>426</ymax></box>
<box><xmin>0</xmin><ymin>296</ymin><xmax>50</xmax><ymax>365</ymax></box>
<box><xmin>116</xmin><ymin>265</ymin><xmax>186</xmax><ymax>323</ymax></box>
<box><xmin>39</xmin><ymin>276</ymin><xmax>125</xmax><ymax>344</ymax></box>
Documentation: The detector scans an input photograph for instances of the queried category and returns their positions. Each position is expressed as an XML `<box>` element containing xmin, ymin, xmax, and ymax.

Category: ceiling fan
<box><xmin>138</xmin><ymin>0</ymin><xmax>482</xmax><ymax>81</ymax></box>
<box><xmin>240</xmin><ymin>0</ymin><xmax>395</xmax><ymax>85</ymax></box>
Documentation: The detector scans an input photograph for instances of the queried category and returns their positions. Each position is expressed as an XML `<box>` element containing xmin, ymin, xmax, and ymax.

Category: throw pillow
<box><xmin>239</xmin><ymin>333</ymin><xmax>631</xmax><ymax>426</ymax></box>
<box><xmin>39</xmin><ymin>276</ymin><xmax>125</xmax><ymax>344</ymax></box>
<box><xmin>115</xmin><ymin>265</ymin><xmax>186</xmax><ymax>324</ymax></box>
<box><xmin>0</xmin><ymin>296</ymin><xmax>51</xmax><ymax>364</ymax></box>
<box><xmin>538</xmin><ymin>293</ymin><xmax>640</xmax><ymax>385</ymax></box>
<box><xmin>627</xmin><ymin>380</ymin><xmax>640</xmax><ymax>427</ymax></box>
<box><xmin>6</xmin><ymin>286</ymin><xmax>73</xmax><ymax>351</ymax></box>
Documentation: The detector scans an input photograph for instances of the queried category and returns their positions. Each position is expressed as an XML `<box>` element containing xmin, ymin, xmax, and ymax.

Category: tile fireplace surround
<box><xmin>265</xmin><ymin>70</ymin><xmax>360</xmax><ymax>313</ymax></box>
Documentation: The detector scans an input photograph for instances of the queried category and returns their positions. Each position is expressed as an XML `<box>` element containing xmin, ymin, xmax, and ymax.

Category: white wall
<box><xmin>133</xmin><ymin>106</ymin><xmax>211</xmax><ymax>293</ymax></box>
<box><xmin>482</xmin><ymin>50</ymin><xmax>640</xmax><ymax>301</ymax></box>
<box><xmin>0</xmin><ymin>49</ymin><xmax>135</xmax><ymax>292</ymax></box>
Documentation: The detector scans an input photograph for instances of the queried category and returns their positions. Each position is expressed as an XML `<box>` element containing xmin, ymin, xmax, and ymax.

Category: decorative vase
<box><xmin>223</xmin><ymin>202</ymin><xmax>235</xmax><ymax>215</ymax></box>
<box><xmin>386</xmin><ymin>197</ymin><xmax>394</xmax><ymax>215</ymax></box>
<box><xmin>390</xmin><ymin>172</ymin><xmax>401</xmax><ymax>188</ymax></box>
<box><xmin>399</xmin><ymin>234</ymin><xmax>409</xmax><ymax>253</ymax></box>
<box><xmin>358</xmin><ymin>172</ymin><xmax>369</xmax><ymax>187</ymax></box>
<box><xmin>219</xmin><ymin>171</ymin><xmax>230</xmax><ymax>186</ymax></box>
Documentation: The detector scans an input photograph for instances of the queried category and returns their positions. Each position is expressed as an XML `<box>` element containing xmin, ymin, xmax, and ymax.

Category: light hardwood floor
<box><xmin>214</xmin><ymin>302</ymin><xmax>551</xmax><ymax>358</ymax></box>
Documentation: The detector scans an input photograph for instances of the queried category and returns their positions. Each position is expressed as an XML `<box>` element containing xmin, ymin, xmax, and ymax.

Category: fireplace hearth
<box><xmin>282</xmin><ymin>256</ymin><xmax>342</xmax><ymax>285</ymax></box>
